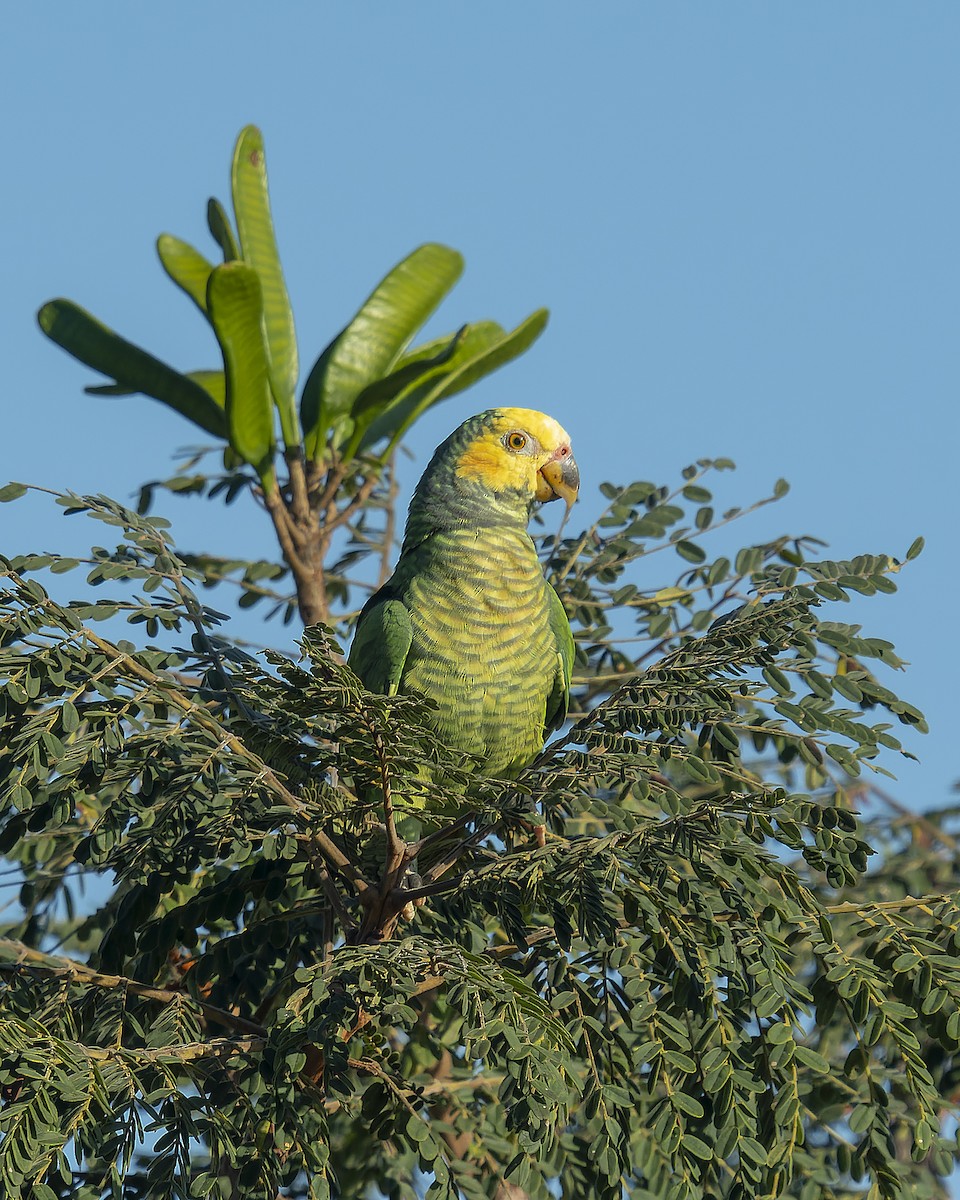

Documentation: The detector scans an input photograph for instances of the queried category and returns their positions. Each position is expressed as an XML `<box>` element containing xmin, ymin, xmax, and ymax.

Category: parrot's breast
<box><xmin>399</xmin><ymin>526</ymin><xmax>559</xmax><ymax>776</ymax></box>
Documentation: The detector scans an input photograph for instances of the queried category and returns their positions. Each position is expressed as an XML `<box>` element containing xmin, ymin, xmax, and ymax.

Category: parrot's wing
<box><xmin>348</xmin><ymin>595</ymin><xmax>413</xmax><ymax>696</ymax></box>
<box><xmin>544</xmin><ymin>584</ymin><xmax>574</xmax><ymax>736</ymax></box>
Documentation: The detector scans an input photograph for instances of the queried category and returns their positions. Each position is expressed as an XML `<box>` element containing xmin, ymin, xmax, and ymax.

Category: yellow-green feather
<box><xmin>399</xmin><ymin>524</ymin><xmax>564</xmax><ymax>774</ymax></box>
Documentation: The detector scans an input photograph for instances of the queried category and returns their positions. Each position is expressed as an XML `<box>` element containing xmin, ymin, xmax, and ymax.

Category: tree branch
<box><xmin>408</xmin><ymin>810</ymin><xmax>478</xmax><ymax>859</ymax></box>
<box><xmin>421</xmin><ymin>820</ymin><xmax>500</xmax><ymax>886</ymax></box>
<box><xmin>0</xmin><ymin>939</ymin><xmax>268</xmax><ymax>1038</ymax></box>
<box><xmin>284</xmin><ymin>448</ymin><xmax>312</xmax><ymax>526</ymax></box>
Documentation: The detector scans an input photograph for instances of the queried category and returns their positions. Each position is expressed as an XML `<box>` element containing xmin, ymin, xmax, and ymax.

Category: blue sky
<box><xmin>4</xmin><ymin>6</ymin><xmax>958</xmax><ymax>806</ymax></box>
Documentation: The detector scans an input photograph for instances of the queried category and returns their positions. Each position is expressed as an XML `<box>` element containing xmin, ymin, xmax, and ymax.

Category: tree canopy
<box><xmin>1</xmin><ymin>125</ymin><xmax>956</xmax><ymax>1200</ymax></box>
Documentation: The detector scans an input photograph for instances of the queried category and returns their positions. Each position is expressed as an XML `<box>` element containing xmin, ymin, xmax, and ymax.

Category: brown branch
<box><xmin>284</xmin><ymin>448</ymin><xmax>312</xmax><ymax>525</ymax></box>
<box><xmin>419</xmin><ymin>1071</ymin><xmax>506</xmax><ymax>1098</ymax></box>
<box><xmin>409</xmin><ymin>810</ymin><xmax>478</xmax><ymax>858</ymax></box>
<box><xmin>421</xmin><ymin>819</ymin><xmax>500</xmax><ymax>885</ymax></box>
<box><xmin>263</xmin><ymin>488</ymin><xmax>306</xmax><ymax>575</ymax></box>
<box><xmin>0</xmin><ymin>939</ymin><xmax>267</xmax><ymax>1038</ymax></box>
<box><xmin>314</xmin><ymin>462</ymin><xmax>347</xmax><ymax>519</ymax></box>
<box><xmin>374</xmin><ymin>728</ymin><xmax>407</xmax><ymax>887</ymax></box>
<box><xmin>824</xmin><ymin>893</ymin><xmax>954</xmax><ymax>917</ymax></box>
<box><xmin>325</xmin><ymin>474</ymin><xmax>380</xmax><ymax>538</ymax></box>
<box><xmin>261</xmin><ymin>484</ymin><xmax>335</xmax><ymax>627</ymax></box>
<box><xmin>82</xmin><ymin>1036</ymin><xmax>265</xmax><ymax>1064</ymax></box>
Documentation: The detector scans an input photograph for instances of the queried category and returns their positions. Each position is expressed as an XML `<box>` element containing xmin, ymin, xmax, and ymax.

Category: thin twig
<box><xmin>81</xmin><ymin>1036</ymin><xmax>265</xmax><ymax>1064</ymax></box>
<box><xmin>0</xmin><ymin>940</ymin><xmax>267</xmax><ymax>1038</ymax></box>
<box><xmin>373</xmin><ymin>726</ymin><xmax>406</xmax><ymax>887</ymax></box>
<box><xmin>325</xmin><ymin>475</ymin><xmax>380</xmax><ymax>537</ymax></box>
<box><xmin>379</xmin><ymin>455</ymin><xmax>399</xmax><ymax>588</ymax></box>
<box><xmin>824</xmin><ymin>893</ymin><xmax>954</xmax><ymax>917</ymax></box>
<box><xmin>409</xmin><ymin>811</ymin><xmax>478</xmax><ymax>859</ymax></box>
<box><xmin>421</xmin><ymin>820</ymin><xmax>501</xmax><ymax>886</ymax></box>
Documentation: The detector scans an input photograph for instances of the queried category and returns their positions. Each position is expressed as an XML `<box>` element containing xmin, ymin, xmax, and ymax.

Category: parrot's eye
<box><xmin>505</xmin><ymin>432</ymin><xmax>528</xmax><ymax>452</ymax></box>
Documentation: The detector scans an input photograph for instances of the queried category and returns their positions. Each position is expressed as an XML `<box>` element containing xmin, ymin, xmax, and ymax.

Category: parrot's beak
<box><xmin>537</xmin><ymin>450</ymin><xmax>579</xmax><ymax>511</ymax></box>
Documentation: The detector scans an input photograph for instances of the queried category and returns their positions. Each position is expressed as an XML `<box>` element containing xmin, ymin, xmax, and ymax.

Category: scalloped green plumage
<box><xmin>37</xmin><ymin>299</ymin><xmax>227</xmax><ymax>438</ymax></box>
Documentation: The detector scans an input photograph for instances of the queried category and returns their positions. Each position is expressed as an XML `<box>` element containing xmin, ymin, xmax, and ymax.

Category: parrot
<box><xmin>348</xmin><ymin>407</ymin><xmax>579</xmax><ymax>785</ymax></box>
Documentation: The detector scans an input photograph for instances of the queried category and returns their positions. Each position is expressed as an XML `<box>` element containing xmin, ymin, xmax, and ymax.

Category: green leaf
<box><xmin>360</xmin><ymin>308</ymin><xmax>550</xmax><ymax>460</ymax></box>
<box><xmin>38</xmin><ymin>299</ymin><xmax>227</xmax><ymax>438</ymax></box>
<box><xmin>206</xmin><ymin>263</ymin><xmax>276</xmax><ymax>488</ymax></box>
<box><xmin>301</xmin><ymin>243</ymin><xmax>464</xmax><ymax>461</ymax></box>
<box><xmin>340</xmin><ymin>327</ymin><xmax>466</xmax><ymax>458</ymax></box>
<box><xmin>87</xmin><ymin>369</ymin><xmax>225</xmax><ymax>407</ymax></box>
<box><xmin>207</xmin><ymin>196</ymin><xmax>240</xmax><ymax>261</ymax></box>
<box><xmin>0</xmin><ymin>483</ymin><xmax>26</xmax><ymax>502</ymax></box>
<box><xmin>675</xmin><ymin>540</ymin><xmax>706</xmax><ymax>564</ymax></box>
<box><xmin>793</xmin><ymin>1045</ymin><xmax>831</xmax><ymax>1073</ymax></box>
<box><xmin>187</xmin><ymin>370</ymin><xmax>226</xmax><ymax>407</ymax></box>
<box><xmin>83</xmin><ymin>382</ymin><xmax>137</xmax><ymax>396</ymax></box>
<box><xmin>156</xmin><ymin>234</ymin><xmax>214</xmax><ymax>315</ymax></box>
<box><xmin>906</xmin><ymin>536</ymin><xmax>924</xmax><ymax>561</ymax></box>
<box><xmin>231</xmin><ymin>125</ymin><xmax>299</xmax><ymax>445</ymax></box>
<box><xmin>681</xmin><ymin>1133</ymin><xmax>713</xmax><ymax>1161</ymax></box>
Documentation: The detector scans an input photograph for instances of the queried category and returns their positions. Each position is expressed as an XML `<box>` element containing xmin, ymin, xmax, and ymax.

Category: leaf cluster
<box><xmin>0</xmin><ymin>478</ymin><xmax>955</xmax><ymax>1199</ymax></box>
<box><xmin>36</xmin><ymin>126</ymin><xmax>548</xmax><ymax>628</ymax></box>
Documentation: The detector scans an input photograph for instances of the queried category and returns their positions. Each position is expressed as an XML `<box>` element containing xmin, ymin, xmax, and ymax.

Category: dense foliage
<box><xmin>2</xmin><ymin>125</ymin><xmax>957</xmax><ymax>1200</ymax></box>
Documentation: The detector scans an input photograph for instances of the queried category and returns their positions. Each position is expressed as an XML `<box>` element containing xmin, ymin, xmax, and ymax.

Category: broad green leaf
<box><xmin>84</xmin><ymin>382</ymin><xmax>138</xmax><ymax>396</ymax></box>
<box><xmin>207</xmin><ymin>196</ymin><xmax>240</xmax><ymax>261</ymax></box>
<box><xmin>349</xmin><ymin>321</ymin><xmax>505</xmax><ymax>456</ymax></box>
<box><xmin>359</xmin><ymin>308</ymin><xmax>549</xmax><ymax>459</ymax></box>
<box><xmin>206</xmin><ymin>263</ymin><xmax>276</xmax><ymax>488</ymax></box>
<box><xmin>86</xmin><ymin>369</ymin><xmax>225</xmax><ymax>407</ymax></box>
<box><xmin>187</xmin><ymin>370</ymin><xmax>226</xmax><ymax>407</ymax></box>
<box><xmin>37</xmin><ymin>299</ymin><xmax>227</xmax><ymax>438</ymax></box>
<box><xmin>231</xmin><ymin>125</ymin><xmax>299</xmax><ymax>446</ymax></box>
<box><xmin>352</xmin><ymin>328</ymin><xmax>466</xmax><ymax>420</ymax></box>
<box><xmin>340</xmin><ymin>327</ymin><xmax>466</xmax><ymax>458</ymax></box>
<box><xmin>156</xmin><ymin>234</ymin><xmax>214</xmax><ymax>314</ymax></box>
<box><xmin>301</xmin><ymin>243</ymin><xmax>464</xmax><ymax>462</ymax></box>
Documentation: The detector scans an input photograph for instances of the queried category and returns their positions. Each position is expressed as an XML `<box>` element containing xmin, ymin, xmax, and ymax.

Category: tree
<box><xmin>1</xmin><ymin>126</ymin><xmax>957</xmax><ymax>1200</ymax></box>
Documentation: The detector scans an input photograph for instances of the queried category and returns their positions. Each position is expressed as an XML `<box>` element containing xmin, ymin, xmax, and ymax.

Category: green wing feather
<box><xmin>348</xmin><ymin>595</ymin><xmax>413</xmax><ymax>695</ymax></box>
<box><xmin>544</xmin><ymin>584</ymin><xmax>574</xmax><ymax>736</ymax></box>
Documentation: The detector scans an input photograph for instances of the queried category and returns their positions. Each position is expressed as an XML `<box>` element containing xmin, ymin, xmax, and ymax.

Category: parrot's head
<box><xmin>449</xmin><ymin>407</ymin><xmax>579</xmax><ymax>513</ymax></box>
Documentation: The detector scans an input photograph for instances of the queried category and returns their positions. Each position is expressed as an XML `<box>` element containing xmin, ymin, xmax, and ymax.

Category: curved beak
<box><xmin>537</xmin><ymin>450</ymin><xmax>579</xmax><ymax>511</ymax></box>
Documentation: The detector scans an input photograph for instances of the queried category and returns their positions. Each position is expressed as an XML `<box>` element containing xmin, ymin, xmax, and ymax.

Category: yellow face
<box><xmin>454</xmin><ymin>408</ymin><xmax>579</xmax><ymax>509</ymax></box>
